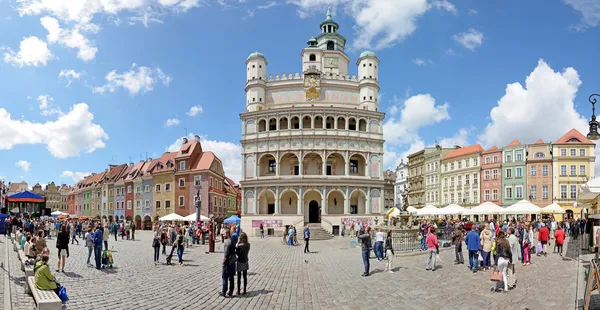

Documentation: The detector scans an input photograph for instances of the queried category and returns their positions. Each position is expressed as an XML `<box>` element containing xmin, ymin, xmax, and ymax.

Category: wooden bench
<box><xmin>27</xmin><ymin>277</ymin><xmax>62</xmax><ymax>310</ymax></box>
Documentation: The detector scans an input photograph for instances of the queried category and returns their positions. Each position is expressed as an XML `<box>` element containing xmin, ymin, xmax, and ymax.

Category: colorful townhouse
<box><xmin>526</xmin><ymin>139</ymin><xmax>553</xmax><ymax>208</ymax></box>
<box><xmin>423</xmin><ymin>146</ymin><xmax>454</xmax><ymax>207</ymax></box>
<box><xmin>59</xmin><ymin>184</ymin><xmax>70</xmax><ymax>213</ymax></box>
<box><xmin>552</xmin><ymin>129</ymin><xmax>596</xmax><ymax>219</ymax></box>
<box><xmin>123</xmin><ymin>161</ymin><xmax>145</xmax><ymax>226</ymax></box>
<box><xmin>481</xmin><ymin>146</ymin><xmax>502</xmax><ymax>205</ymax></box>
<box><xmin>407</xmin><ymin>150</ymin><xmax>425</xmax><ymax>208</ymax></box>
<box><xmin>501</xmin><ymin>140</ymin><xmax>527</xmax><ymax>206</ymax></box>
<box><xmin>67</xmin><ymin>187</ymin><xmax>75</xmax><ymax>215</ymax></box>
<box><xmin>441</xmin><ymin>144</ymin><xmax>483</xmax><ymax>208</ymax></box>
<box><xmin>101</xmin><ymin>164</ymin><xmax>128</xmax><ymax>222</ymax></box>
<box><xmin>114</xmin><ymin>164</ymin><xmax>132</xmax><ymax>221</ymax></box>
<box><xmin>174</xmin><ymin>138</ymin><xmax>201</xmax><ymax>216</ymax></box>
<box><xmin>225</xmin><ymin>177</ymin><xmax>241</xmax><ymax>216</ymax></box>
<box><xmin>150</xmin><ymin>152</ymin><xmax>177</xmax><ymax>218</ymax></box>
<box><xmin>89</xmin><ymin>172</ymin><xmax>106</xmax><ymax>218</ymax></box>
<box><xmin>140</xmin><ymin>158</ymin><xmax>156</xmax><ymax>228</ymax></box>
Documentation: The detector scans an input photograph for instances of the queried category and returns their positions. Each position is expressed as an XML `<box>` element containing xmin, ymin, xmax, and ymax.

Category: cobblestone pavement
<box><xmin>3</xmin><ymin>232</ymin><xmax>580</xmax><ymax>310</ymax></box>
<box><xmin>1</xmin><ymin>235</ymin><xmax>6</xmax><ymax>310</ymax></box>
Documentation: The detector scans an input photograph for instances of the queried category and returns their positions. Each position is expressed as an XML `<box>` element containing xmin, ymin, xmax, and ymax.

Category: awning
<box><xmin>6</xmin><ymin>190</ymin><xmax>44</xmax><ymax>203</ymax></box>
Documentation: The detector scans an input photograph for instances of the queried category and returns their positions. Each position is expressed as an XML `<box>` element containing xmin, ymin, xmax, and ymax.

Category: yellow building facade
<box><xmin>552</xmin><ymin>129</ymin><xmax>596</xmax><ymax>219</ymax></box>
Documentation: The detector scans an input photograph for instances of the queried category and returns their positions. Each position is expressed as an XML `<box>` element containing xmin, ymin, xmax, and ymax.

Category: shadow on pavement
<box><xmin>246</xmin><ymin>289</ymin><xmax>273</xmax><ymax>297</ymax></box>
<box><xmin>62</xmin><ymin>271</ymin><xmax>82</xmax><ymax>278</ymax></box>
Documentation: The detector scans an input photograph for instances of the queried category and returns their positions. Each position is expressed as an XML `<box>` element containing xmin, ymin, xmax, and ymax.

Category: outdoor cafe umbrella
<box><xmin>541</xmin><ymin>203</ymin><xmax>566</xmax><ymax>215</ymax></box>
<box><xmin>462</xmin><ymin>201</ymin><xmax>504</xmax><ymax>216</ymax></box>
<box><xmin>501</xmin><ymin>200</ymin><xmax>542</xmax><ymax>215</ymax></box>
<box><xmin>416</xmin><ymin>204</ymin><xmax>440</xmax><ymax>216</ymax></box>
<box><xmin>159</xmin><ymin>213</ymin><xmax>185</xmax><ymax>221</ymax></box>
<box><xmin>183</xmin><ymin>213</ymin><xmax>210</xmax><ymax>222</ymax></box>
<box><xmin>437</xmin><ymin>204</ymin><xmax>465</xmax><ymax>216</ymax></box>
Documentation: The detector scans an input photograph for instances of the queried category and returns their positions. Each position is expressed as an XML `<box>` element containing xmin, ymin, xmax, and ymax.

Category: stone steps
<box><xmin>305</xmin><ymin>224</ymin><xmax>334</xmax><ymax>241</ymax></box>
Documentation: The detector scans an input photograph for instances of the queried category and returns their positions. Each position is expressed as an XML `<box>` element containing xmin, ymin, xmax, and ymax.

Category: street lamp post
<box><xmin>208</xmin><ymin>213</ymin><xmax>215</xmax><ymax>253</ymax></box>
<box><xmin>587</xmin><ymin>94</ymin><xmax>600</xmax><ymax>140</ymax></box>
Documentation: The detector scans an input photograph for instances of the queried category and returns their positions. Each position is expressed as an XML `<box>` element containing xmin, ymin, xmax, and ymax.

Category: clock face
<box><xmin>304</xmin><ymin>75</ymin><xmax>320</xmax><ymax>87</ymax></box>
<box><xmin>324</xmin><ymin>57</ymin><xmax>338</xmax><ymax>67</ymax></box>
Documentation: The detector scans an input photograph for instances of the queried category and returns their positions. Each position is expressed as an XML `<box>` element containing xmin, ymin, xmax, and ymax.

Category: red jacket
<box><xmin>554</xmin><ymin>229</ymin><xmax>565</xmax><ymax>245</ymax></box>
<box><xmin>538</xmin><ymin>227</ymin><xmax>550</xmax><ymax>242</ymax></box>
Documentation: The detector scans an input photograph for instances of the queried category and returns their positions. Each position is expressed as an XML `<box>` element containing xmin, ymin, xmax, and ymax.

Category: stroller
<box><xmin>101</xmin><ymin>249</ymin><xmax>114</xmax><ymax>268</ymax></box>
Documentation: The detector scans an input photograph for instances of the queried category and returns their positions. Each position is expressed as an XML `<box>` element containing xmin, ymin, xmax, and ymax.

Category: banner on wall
<box><xmin>252</xmin><ymin>219</ymin><xmax>283</xmax><ymax>228</ymax></box>
<box><xmin>341</xmin><ymin>217</ymin><xmax>372</xmax><ymax>226</ymax></box>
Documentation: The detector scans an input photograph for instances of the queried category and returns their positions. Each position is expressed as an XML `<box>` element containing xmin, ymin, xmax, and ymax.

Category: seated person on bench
<box><xmin>34</xmin><ymin>249</ymin><xmax>60</xmax><ymax>296</ymax></box>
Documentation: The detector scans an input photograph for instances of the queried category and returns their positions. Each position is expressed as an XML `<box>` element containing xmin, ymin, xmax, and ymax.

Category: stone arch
<box><xmin>337</xmin><ymin>116</ymin><xmax>346</xmax><ymax>130</ymax></box>
<box><xmin>327</xmin><ymin>189</ymin><xmax>345</xmax><ymax>215</ymax></box>
<box><xmin>325</xmin><ymin>152</ymin><xmax>346</xmax><ymax>176</ymax></box>
<box><xmin>268</xmin><ymin>118</ymin><xmax>277</xmax><ymax>131</ymax></box>
<box><xmin>303</xmin><ymin>189</ymin><xmax>323</xmax><ymax>223</ymax></box>
<box><xmin>258</xmin><ymin>189</ymin><xmax>276</xmax><ymax>215</ymax></box>
<box><xmin>302</xmin><ymin>152</ymin><xmax>323</xmax><ymax>175</ymax></box>
<box><xmin>245</xmin><ymin>120</ymin><xmax>256</xmax><ymax>134</ymax></box>
<box><xmin>302</xmin><ymin>115</ymin><xmax>312</xmax><ymax>129</ymax></box>
<box><xmin>245</xmin><ymin>190</ymin><xmax>255</xmax><ymax>214</ymax></box>
<box><xmin>370</xmin><ymin>155</ymin><xmax>381</xmax><ymax>177</ymax></box>
<box><xmin>358</xmin><ymin>118</ymin><xmax>367</xmax><ymax>132</ymax></box>
<box><xmin>135</xmin><ymin>215</ymin><xmax>142</xmax><ymax>229</ymax></box>
<box><xmin>244</xmin><ymin>155</ymin><xmax>255</xmax><ymax>178</ymax></box>
<box><xmin>325</xmin><ymin>116</ymin><xmax>335</xmax><ymax>129</ymax></box>
<box><xmin>279</xmin><ymin>117</ymin><xmax>289</xmax><ymax>130</ymax></box>
<box><xmin>279</xmin><ymin>152</ymin><xmax>300</xmax><ymax>176</ymax></box>
<box><xmin>370</xmin><ymin>189</ymin><xmax>381</xmax><ymax>213</ymax></box>
<box><xmin>280</xmin><ymin>189</ymin><xmax>299</xmax><ymax>214</ymax></box>
<box><xmin>369</xmin><ymin>120</ymin><xmax>380</xmax><ymax>133</ymax></box>
<box><xmin>143</xmin><ymin>215</ymin><xmax>152</xmax><ymax>230</ymax></box>
<box><xmin>348</xmin><ymin>117</ymin><xmax>357</xmax><ymax>130</ymax></box>
<box><xmin>349</xmin><ymin>189</ymin><xmax>367</xmax><ymax>214</ymax></box>
<box><xmin>257</xmin><ymin>119</ymin><xmax>267</xmax><ymax>132</ymax></box>
<box><xmin>291</xmin><ymin>116</ymin><xmax>300</xmax><ymax>129</ymax></box>
<box><xmin>314</xmin><ymin>115</ymin><xmax>324</xmax><ymax>129</ymax></box>
<box><xmin>349</xmin><ymin>153</ymin><xmax>367</xmax><ymax>176</ymax></box>
<box><xmin>309</xmin><ymin>54</ymin><xmax>316</xmax><ymax>61</ymax></box>
<box><xmin>258</xmin><ymin>153</ymin><xmax>277</xmax><ymax>176</ymax></box>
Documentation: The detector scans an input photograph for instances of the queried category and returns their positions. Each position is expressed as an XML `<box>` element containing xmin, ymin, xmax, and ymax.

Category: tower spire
<box><xmin>326</xmin><ymin>6</ymin><xmax>332</xmax><ymax>20</ymax></box>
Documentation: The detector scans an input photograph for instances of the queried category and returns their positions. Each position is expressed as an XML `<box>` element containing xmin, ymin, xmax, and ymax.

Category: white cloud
<box><xmin>58</xmin><ymin>69</ymin><xmax>82</xmax><ymax>87</ymax></box>
<box><xmin>564</xmin><ymin>0</ymin><xmax>600</xmax><ymax>29</ymax></box>
<box><xmin>16</xmin><ymin>160</ymin><xmax>31</xmax><ymax>172</ymax></box>
<box><xmin>453</xmin><ymin>28</ymin><xmax>484</xmax><ymax>51</ymax></box>
<box><xmin>383</xmin><ymin>94</ymin><xmax>450</xmax><ymax>145</ymax></box>
<box><xmin>61</xmin><ymin>170</ymin><xmax>91</xmax><ymax>183</ymax></box>
<box><xmin>186</xmin><ymin>105</ymin><xmax>203</xmax><ymax>116</ymax></box>
<box><xmin>37</xmin><ymin>95</ymin><xmax>63</xmax><ymax>116</ymax></box>
<box><xmin>3</xmin><ymin>36</ymin><xmax>53</xmax><ymax>67</ymax></box>
<box><xmin>164</xmin><ymin>118</ymin><xmax>180</xmax><ymax>127</ymax></box>
<box><xmin>246</xmin><ymin>1</ymin><xmax>279</xmax><ymax>18</ymax></box>
<box><xmin>166</xmin><ymin>134</ymin><xmax>242</xmax><ymax>182</ymax></box>
<box><xmin>41</xmin><ymin>16</ymin><xmax>98</xmax><ymax>61</ymax></box>
<box><xmin>413</xmin><ymin>58</ymin><xmax>432</xmax><ymax>66</ymax></box>
<box><xmin>468</xmin><ymin>8</ymin><xmax>478</xmax><ymax>16</ymax></box>
<box><xmin>0</xmin><ymin>103</ymin><xmax>108</xmax><ymax>158</ymax></box>
<box><xmin>289</xmin><ymin>0</ymin><xmax>432</xmax><ymax>50</ymax></box>
<box><xmin>478</xmin><ymin>59</ymin><xmax>587</xmax><ymax>150</ymax></box>
<box><xmin>93</xmin><ymin>63</ymin><xmax>171</xmax><ymax>95</ymax></box>
<box><xmin>431</xmin><ymin>0</ymin><xmax>456</xmax><ymax>13</ymax></box>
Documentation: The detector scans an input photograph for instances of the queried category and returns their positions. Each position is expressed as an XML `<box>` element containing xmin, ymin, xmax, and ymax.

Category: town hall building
<box><xmin>239</xmin><ymin>10</ymin><xmax>385</xmax><ymax>236</ymax></box>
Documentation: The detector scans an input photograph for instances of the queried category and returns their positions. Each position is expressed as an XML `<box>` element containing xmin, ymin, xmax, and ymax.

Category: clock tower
<box><xmin>303</xmin><ymin>65</ymin><xmax>321</xmax><ymax>101</ymax></box>
<box><xmin>301</xmin><ymin>8</ymin><xmax>350</xmax><ymax>76</ymax></box>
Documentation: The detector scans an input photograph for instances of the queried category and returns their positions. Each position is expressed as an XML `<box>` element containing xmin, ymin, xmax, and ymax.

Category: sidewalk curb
<box><xmin>3</xmin><ymin>235</ymin><xmax>12</xmax><ymax>310</ymax></box>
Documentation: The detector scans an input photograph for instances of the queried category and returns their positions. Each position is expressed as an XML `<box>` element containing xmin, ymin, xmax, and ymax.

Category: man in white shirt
<box><xmin>375</xmin><ymin>228</ymin><xmax>385</xmax><ymax>261</ymax></box>
<box><xmin>490</xmin><ymin>221</ymin><xmax>496</xmax><ymax>239</ymax></box>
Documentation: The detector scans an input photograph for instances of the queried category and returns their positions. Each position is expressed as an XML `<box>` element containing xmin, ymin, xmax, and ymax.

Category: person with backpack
<box><xmin>236</xmin><ymin>232</ymin><xmax>250</xmax><ymax>295</ymax></box>
<box><xmin>303</xmin><ymin>224</ymin><xmax>311</xmax><ymax>253</ymax></box>
<box><xmin>220</xmin><ymin>230</ymin><xmax>237</xmax><ymax>297</ymax></box>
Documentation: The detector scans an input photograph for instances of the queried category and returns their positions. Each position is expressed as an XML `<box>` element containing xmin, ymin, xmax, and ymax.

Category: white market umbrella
<box><xmin>51</xmin><ymin>210</ymin><xmax>65</xmax><ymax>216</ymax></box>
<box><xmin>159</xmin><ymin>213</ymin><xmax>185</xmax><ymax>221</ymax></box>
<box><xmin>416</xmin><ymin>204</ymin><xmax>440</xmax><ymax>216</ymax></box>
<box><xmin>502</xmin><ymin>200</ymin><xmax>541</xmax><ymax>215</ymax></box>
<box><xmin>437</xmin><ymin>204</ymin><xmax>465</xmax><ymax>216</ymax></box>
<box><xmin>183</xmin><ymin>213</ymin><xmax>210</xmax><ymax>222</ymax></box>
<box><xmin>541</xmin><ymin>203</ymin><xmax>566</xmax><ymax>214</ymax></box>
<box><xmin>462</xmin><ymin>201</ymin><xmax>504</xmax><ymax>216</ymax></box>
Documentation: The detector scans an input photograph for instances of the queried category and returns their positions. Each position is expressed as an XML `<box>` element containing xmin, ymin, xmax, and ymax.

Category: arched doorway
<box><xmin>143</xmin><ymin>216</ymin><xmax>152</xmax><ymax>230</ymax></box>
<box><xmin>108</xmin><ymin>215</ymin><xmax>113</xmax><ymax>223</ymax></box>
<box><xmin>566</xmin><ymin>209</ymin><xmax>574</xmax><ymax>220</ymax></box>
<box><xmin>135</xmin><ymin>215</ymin><xmax>142</xmax><ymax>229</ymax></box>
<box><xmin>309</xmin><ymin>200</ymin><xmax>320</xmax><ymax>223</ymax></box>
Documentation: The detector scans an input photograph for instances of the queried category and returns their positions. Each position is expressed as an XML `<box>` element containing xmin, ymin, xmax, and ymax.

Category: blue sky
<box><xmin>0</xmin><ymin>0</ymin><xmax>599</xmax><ymax>186</ymax></box>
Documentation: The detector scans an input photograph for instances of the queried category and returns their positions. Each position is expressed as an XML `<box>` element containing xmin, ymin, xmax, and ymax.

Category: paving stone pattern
<box><xmin>1</xmin><ymin>235</ymin><xmax>6</xmax><ymax>310</ymax></box>
<box><xmin>4</xmin><ymin>232</ymin><xmax>580</xmax><ymax>310</ymax></box>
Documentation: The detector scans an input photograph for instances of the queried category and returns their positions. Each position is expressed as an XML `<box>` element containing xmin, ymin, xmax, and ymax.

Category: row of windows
<box><xmin>559</xmin><ymin>165</ymin><xmax>587</xmax><ymax>176</ymax></box>
<box><xmin>443</xmin><ymin>191</ymin><xmax>479</xmax><ymax>204</ymax></box>
<box><xmin>443</xmin><ymin>173</ymin><xmax>480</xmax><ymax>187</ymax></box>
<box><xmin>560</xmin><ymin>148</ymin><xmax>587</xmax><ymax>157</ymax></box>
<box><xmin>443</xmin><ymin>158</ymin><xmax>479</xmax><ymax>172</ymax></box>
<box><xmin>249</xmin><ymin>117</ymin><xmax>379</xmax><ymax>133</ymax></box>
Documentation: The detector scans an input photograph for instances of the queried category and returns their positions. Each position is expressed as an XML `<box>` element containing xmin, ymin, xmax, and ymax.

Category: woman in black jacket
<box><xmin>385</xmin><ymin>231</ymin><xmax>395</xmax><ymax>273</ymax></box>
<box><xmin>494</xmin><ymin>231</ymin><xmax>512</xmax><ymax>292</ymax></box>
<box><xmin>236</xmin><ymin>232</ymin><xmax>251</xmax><ymax>295</ymax></box>
<box><xmin>56</xmin><ymin>224</ymin><xmax>70</xmax><ymax>272</ymax></box>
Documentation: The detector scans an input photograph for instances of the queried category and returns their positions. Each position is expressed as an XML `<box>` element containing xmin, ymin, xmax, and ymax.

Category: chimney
<box><xmin>130</xmin><ymin>162</ymin><xmax>134</xmax><ymax>166</ymax></box>
<box><xmin>182</xmin><ymin>137</ymin><xmax>188</xmax><ymax>144</ymax></box>
<box><xmin>194</xmin><ymin>135</ymin><xmax>200</xmax><ymax>142</ymax></box>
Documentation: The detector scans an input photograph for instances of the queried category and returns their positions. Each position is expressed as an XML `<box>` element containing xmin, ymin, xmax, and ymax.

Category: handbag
<box><xmin>58</xmin><ymin>286</ymin><xmax>69</xmax><ymax>302</ymax></box>
<box><xmin>490</xmin><ymin>268</ymin><xmax>503</xmax><ymax>282</ymax></box>
<box><xmin>152</xmin><ymin>239</ymin><xmax>160</xmax><ymax>248</ymax></box>
<box><xmin>478</xmin><ymin>252</ymin><xmax>483</xmax><ymax>262</ymax></box>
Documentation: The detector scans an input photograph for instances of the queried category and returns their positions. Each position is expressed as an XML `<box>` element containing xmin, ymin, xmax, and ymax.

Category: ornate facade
<box><xmin>394</xmin><ymin>159</ymin><xmax>408</xmax><ymax>209</ymax></box>
<box><xmin>441</xmin><ymin>144</ymin><xmax>483</xmax><ymax>208</ymax></box>
<box><xmin>407</xmin><ymin>150</ymin><xmax>425</xmax><ymax>208</ymax></box>
<box><xmin>239</xmin><ymin>11</ymin><xmax>385</xmax><ymax>235</ymax></box>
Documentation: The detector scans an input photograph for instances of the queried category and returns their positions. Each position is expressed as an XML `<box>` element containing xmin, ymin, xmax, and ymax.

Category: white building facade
<box><xmin>239</xmin><ymin>11</ymin><xmax>385</xmax><ymax>236</ymax></box>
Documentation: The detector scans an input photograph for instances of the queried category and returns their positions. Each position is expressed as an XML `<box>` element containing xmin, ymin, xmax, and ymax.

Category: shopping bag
<box><xmin>436</xmin><ymin>254</ymin><xmax>442</xmax><ymax>262</ymax></box>
<box><xmin>490</xmin><ymin>269</ymin><xmax>503</xmax><ymax>282</ymax></box>
<box><xmin>58</xmin><ymin>286</ymin><xmax>69</xmax><ymax>302</ymax></box>
<box><xmin>537</xmin><ymin>243</ymin><xmax>543</xmax><ymax>253</ymax></box>
<box><xmin>478</xmin><ymin>252</ymin><xmax>483</xmax><ymax>262</ymax></box>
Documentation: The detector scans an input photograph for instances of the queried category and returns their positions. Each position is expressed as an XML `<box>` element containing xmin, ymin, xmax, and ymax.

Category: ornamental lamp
<box><xmin>587</xmin><ymin>94</ymin><xmax>600</xmax><ymax>140</ymax></box>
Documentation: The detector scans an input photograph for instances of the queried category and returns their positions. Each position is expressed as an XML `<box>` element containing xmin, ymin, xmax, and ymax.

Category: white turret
<box><xmin>245</xmin><ymin>52</ymin><xmax>267</xmax><ymax>112</ymax></box>
<box><xmin>357</xmin><ymin>51</ymin><xmax>380</xmax><ymax>111</ymax></box>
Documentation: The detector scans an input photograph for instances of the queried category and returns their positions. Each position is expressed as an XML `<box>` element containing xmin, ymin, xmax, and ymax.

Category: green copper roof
<box><xmin>360</xmin><ymin>51</ymin><xmax>376</xmax><ymax>58</ymax></box>
<box><xmin>325</xmin><ymin>7</ymin><xmax>332</xmax><ymax>21</ymax></box>
<box><xmin>247</xmin><ymin>52</ymin><xmax>266</xmax><ymax>61</ymax></box>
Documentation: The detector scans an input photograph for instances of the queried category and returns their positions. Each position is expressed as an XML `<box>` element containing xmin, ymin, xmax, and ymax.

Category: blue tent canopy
<box><xmin>224</xmin><ymin>215</ymin><xmax>240</xmax><ymax>224</ymax></box>
<box><xmin>7</xmin><ymin>190</ymin><xmax>45</xmax><ymax>202</ymax></box>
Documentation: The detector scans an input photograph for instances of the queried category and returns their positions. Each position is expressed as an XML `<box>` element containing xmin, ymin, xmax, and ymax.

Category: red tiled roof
<box><xmin>176</xmin><ymin>140</ymin><xmax>202</xmax><ymax>158</ymax></box>
<box><xmin>125</xmin><ymin>161</ymin><xmax>146</xmax><ymax>181</ymax></box>
<box><xmin>151</xmin><ymin>152</ymin><xmax>177</xmax><ymax>173</ymax></box>
<box><xmin>192</xmin><ymin>152</ymin><xmax>216</xmax><ymax>171</ymax></box>
<box><xmin>535</xmin><ymin>139</ymin><xmax>544</xmax><ymax>144</ymax></box>
<box><xmin>507</xmin><ymin>140</ymin><xmax>521</xmax><ymax>147</ymax></box>
<box><xmin>443</xmin><ymin>144</ymin><xmax>484</xmax><ymax>160</ymax></box>
<box><xmin>103</xmin><ymin>164</ymin><xmax>128</xmax><ymax>183</ymax></box>
<box><xmin>554</xmin><ymin>128</ymin><xmax>595</xmax><ymax>145</ymax></box>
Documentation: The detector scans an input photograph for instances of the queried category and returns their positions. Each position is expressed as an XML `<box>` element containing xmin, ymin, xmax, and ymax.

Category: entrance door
<box><xmin>309</xmin><ymin>200</ymin><xmax>320</xmax><ymax>223</ymax></box>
